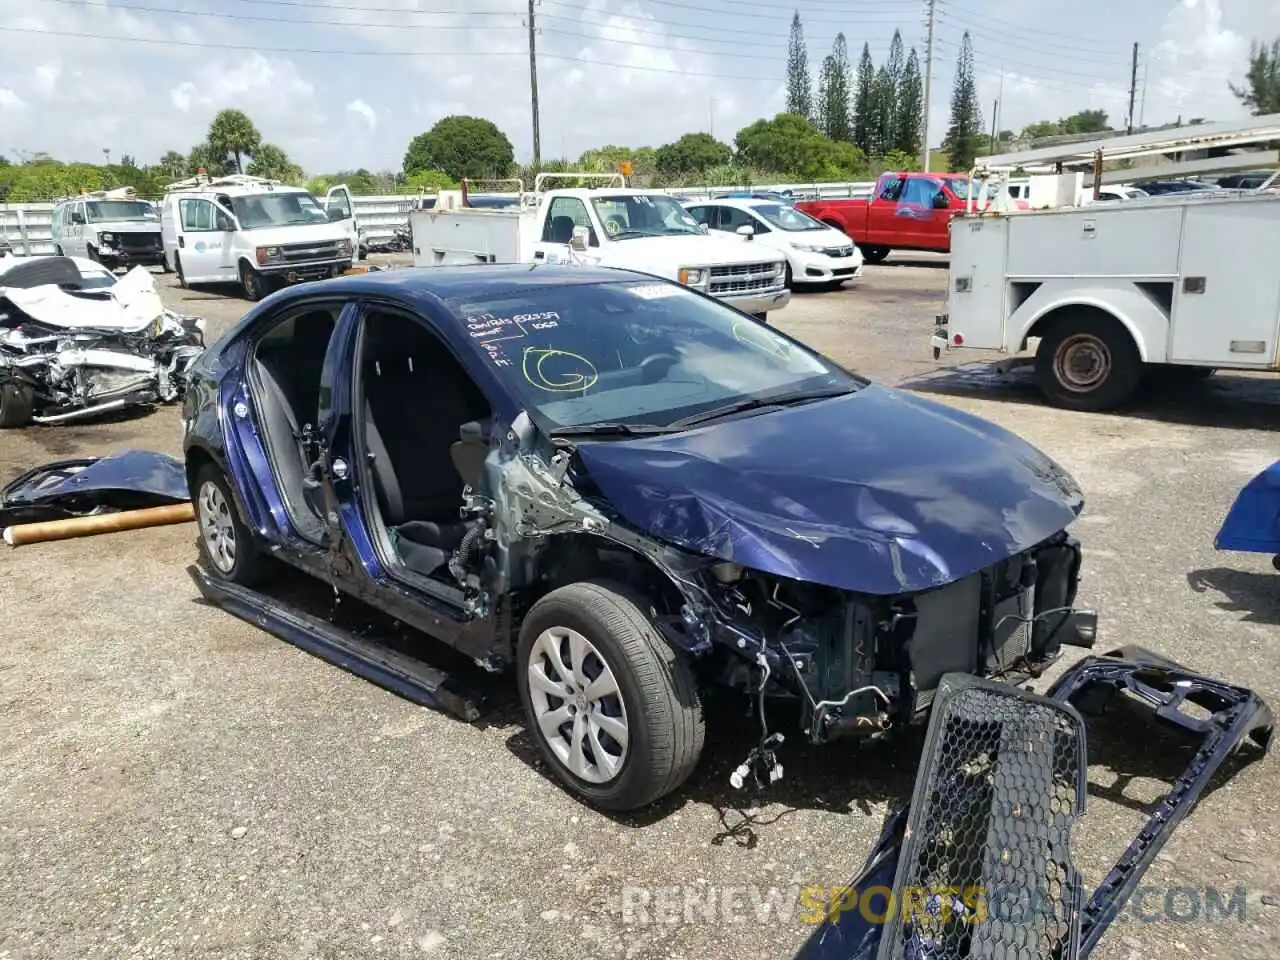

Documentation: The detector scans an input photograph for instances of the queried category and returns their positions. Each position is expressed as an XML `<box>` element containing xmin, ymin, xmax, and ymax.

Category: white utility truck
<box><xmin>159</xmin><ymin>173</ymin><xmax>359</xmax><ymax>301</ymax></box>
<box><xmin>409</xmin><ymin>174</ymin><xmax>792</xmax><ymax>320</ymax></box>
<box><xmin>931</xmin><ymin>115</ymin><xmax>1280</xmax><ymax>410</ymax></box>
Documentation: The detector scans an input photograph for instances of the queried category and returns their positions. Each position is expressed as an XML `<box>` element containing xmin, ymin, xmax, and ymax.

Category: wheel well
<box><xmin>1022</xmin><ymin>304</ymin><xmax>1137</xmax><ymax>356</ymax></box>
<box><xmin>184</xmin><ymin>447</ymin><xmax>216</xmax><ymax>500</ymax></box>
<box><xmin>821</xmin><ymin>220</ymin><xmax>843</xmax><ymax>231</ymax></box>
<box><xmin>520</xmin><ymin>534</ymin><xmax>689</xmax><ymax>625</ymax></box>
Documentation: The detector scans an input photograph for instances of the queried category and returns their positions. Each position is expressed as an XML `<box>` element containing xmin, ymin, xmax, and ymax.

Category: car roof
<box><xmin>266</xmin><ymin>263</ymin><xmax>659</xmax><ymax>309</ymax></box>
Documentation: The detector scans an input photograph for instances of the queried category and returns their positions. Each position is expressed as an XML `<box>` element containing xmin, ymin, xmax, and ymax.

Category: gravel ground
<box><xmin>1</xmin><ymin>253</ymin><xmax>1278</xmax><ymax>960</ymax></box>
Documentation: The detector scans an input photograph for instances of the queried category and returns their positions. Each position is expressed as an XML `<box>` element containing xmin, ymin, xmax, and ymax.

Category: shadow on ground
<box><xmin>900</xmin><ymin>362</ymin><xmax>1280</xmax><ymax>432</ymax></box>
<box><xmin>1187</xmin><ymin>566</ymin><xmax>1280</xmax><ymax>625</ymax></box>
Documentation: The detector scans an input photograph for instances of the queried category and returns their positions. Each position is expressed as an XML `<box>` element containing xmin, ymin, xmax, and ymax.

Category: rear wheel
<box><xmin>860</xmin><ymin>245</ymin><xmax>890</xmax><ymax>264</ymax></box>
<box><xmin>1034</xmin><ymin>311</ymin><xmax>1142</xmax><ymax>411</ymax></box>
<box><xmin>517</xmin><ymin>580</ymin><xmax>705</xmax><ymax>812</ymax></box>
<box><xmin>175</xmin><ymin>252</ymin><xmax>191</xmax><ymax>289</ymax></box>
<box><xmin>193</xmin><ymin>464</ymin><xmax>271</xmax><ymax>586</ymax></box>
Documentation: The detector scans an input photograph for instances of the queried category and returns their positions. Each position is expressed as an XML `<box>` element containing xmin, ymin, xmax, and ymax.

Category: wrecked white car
<box><xmin>0</xmin><ymin>255</ymin><xmax>205</xmax><ymax>427</ymax></box>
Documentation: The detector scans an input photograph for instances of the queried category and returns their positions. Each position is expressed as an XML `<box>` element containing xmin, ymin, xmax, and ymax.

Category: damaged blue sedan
<box><xmin>182</xmin><ymin>264</ymin><xmax>1097</xmax><ymax>811</ymax></box>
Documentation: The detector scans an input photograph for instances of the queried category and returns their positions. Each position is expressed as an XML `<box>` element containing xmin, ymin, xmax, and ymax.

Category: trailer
<box><xmin>931</xmin><ymin>115</ymin><xmax>1280</xmax><ymax>410</ymax></box>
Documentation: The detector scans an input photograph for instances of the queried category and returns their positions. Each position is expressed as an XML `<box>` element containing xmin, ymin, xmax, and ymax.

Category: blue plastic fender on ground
<box><xmin>0</xmin><ymin>449</ymin><xmax>188</xmax><ymax>526</ymax></box>
<box><xmin>1214</xmin><ymin>458</ymin><xmax>1280</xmax><ymax>557</ymax></box>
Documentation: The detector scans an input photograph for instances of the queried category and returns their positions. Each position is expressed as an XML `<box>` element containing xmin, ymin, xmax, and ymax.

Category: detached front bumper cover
<box><xmin>795</xmin><ymin>646</ymin><xmax>1273</xmax><ymax>960</ymax></box>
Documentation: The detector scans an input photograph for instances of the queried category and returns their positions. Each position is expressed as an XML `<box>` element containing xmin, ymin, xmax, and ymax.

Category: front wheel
<box><xmin>1034</xmin><ymin>311</ymin><xmax>1142</xmax><ymax>411</ymax></box>
<box><xmin>860</xmin><ymin>245</ymin><xmax>890</xmax><ymax>264</ymax></box>
<box><xmin>240</xmin><ymin>261</ymin><xmax>268</xmax><ymax>301</ymax></box>
<box><xmin>193</xmin><ymin>464</ymin><xmax>272</xmax><ymax>586</ymax></box>
<box><xmin>0</xmin><ymin>378</ymin><xmax>35</xmax><ymax>429</ymax></box>
<box><xmin>517</xmin><ymin>580</ymin><xmax>705</xmax><ymax>812</ymax></box>
<box><xmin>175</xmin><ymin>252</ymin><xmax>191</xmax><ymax>289</ymax></box>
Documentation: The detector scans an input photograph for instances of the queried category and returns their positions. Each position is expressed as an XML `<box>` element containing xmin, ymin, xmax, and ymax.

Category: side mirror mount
<box><xmin>570</xmin><ymin>225</ymin><xmax>589</xmax><ymax>251</ymax></box>
<box><xmin>328</xmin><ymin>206</ymin><xmax>349</xmax><ymax>222</ymax></box>
<box><xmin>933</xmin><ymin>192</ymin><xmax>950</xmax><ymax>210</ymax></box>
<box><xmin>216</xmin><ymin>212</ymin><xmax>235</xmax><ymax>231</ymax></box>
<box><xmin>736</xmin><ymin>224</ymin><xmax>755</xmax><ymax>238</ymax></box>
<box><xmin>696</xmin><ymin>222</ymin><xmax>710</xmax><ymax>234</ymax></box>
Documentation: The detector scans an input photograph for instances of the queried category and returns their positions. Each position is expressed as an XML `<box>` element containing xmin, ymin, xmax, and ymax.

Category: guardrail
<box><xmin>1</xmin><ymin>180</ymin><xmax>877</xmax><ymax>257</ymax></box>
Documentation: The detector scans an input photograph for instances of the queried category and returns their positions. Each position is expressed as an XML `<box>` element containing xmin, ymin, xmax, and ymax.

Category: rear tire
<box><xmin>516</xmin><ymin>580</ymin><xmax>705</xmax><ymax>812</ymax></box>
<box><xmin>193</xmin><ymin>464</ymin><xmax>272</xmax><ymax>586</ymax></box>
<box><xmin>175</xmin><ymin>252</ymin><xmax>191</xmax><ymax>289</ymax></box>
<box><xmin>0</xmin><ymin>379</ymin><xmax>35</xmax><ymax>429</ymax></box>
<box><xmin>1034</xmin><ymin>310</ymin><xmax>1142</xmax><ymax>411</ymax></box>
<box><xmin>860</xmin><ymin>245</ymin><xmax>890</xmax><ymax>264</ymax></box>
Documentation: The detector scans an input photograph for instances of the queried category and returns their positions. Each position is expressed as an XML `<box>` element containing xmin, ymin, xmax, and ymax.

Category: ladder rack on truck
<box><xmin>932</xmin><ymin>116</ymin><xmax>1280</xmax><ymax>411</ymax></box>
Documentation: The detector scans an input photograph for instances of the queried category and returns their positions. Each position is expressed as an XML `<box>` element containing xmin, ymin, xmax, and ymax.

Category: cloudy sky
<box><xmin>0</xmin><ymin>0</ymin><xmax>1273</xmax><ymax>175</ymax></box>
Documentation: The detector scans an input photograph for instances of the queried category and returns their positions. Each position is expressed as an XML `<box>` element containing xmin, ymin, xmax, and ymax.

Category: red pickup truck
<box><xmin>796</xmin><ymin>171</ymin><xmax>980</xmax><ymax>263</ymax></box>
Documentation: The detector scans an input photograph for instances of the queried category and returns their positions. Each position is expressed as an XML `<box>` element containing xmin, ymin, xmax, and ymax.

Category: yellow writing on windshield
<box><xmin>731</xmin><ymin>319</ymin><xmax>790</xmax><ymax>359</ymax></box>
<box><xmin>522</xmin><ymin>346</ymin><xmax>599</xmax><ymax>393</ymax></box>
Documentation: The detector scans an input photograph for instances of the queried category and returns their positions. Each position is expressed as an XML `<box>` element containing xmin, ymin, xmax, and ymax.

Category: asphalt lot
<box><xmin>1</xmin><ymin>253</ymin><xmax>1278</xmax><ymax>960</ymax></box>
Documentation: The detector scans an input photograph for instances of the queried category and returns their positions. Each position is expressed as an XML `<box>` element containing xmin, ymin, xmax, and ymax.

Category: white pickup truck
<box><xmin>409</xmin><ymin>174</ymin><xmax>792</xmax><ymax>320</ymax></box>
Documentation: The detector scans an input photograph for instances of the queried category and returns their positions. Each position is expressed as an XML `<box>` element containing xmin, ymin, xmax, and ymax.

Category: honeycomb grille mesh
<box><xmin>877</xmin><ymin>676</ymin><xmax>1086</xmax><ymax>960</ymax></box>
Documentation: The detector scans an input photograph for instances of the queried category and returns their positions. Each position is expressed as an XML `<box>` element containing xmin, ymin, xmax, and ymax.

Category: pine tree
<box><xmin>786</xmin><ymin>12</ymin><xmax>813</xmax><ymax>118</ymax></box>
<box><xmin>852</xmin><ymin>43</ymin><xmax>876</xmax><ymax>154</ymax></box>
<box><xmin>883</xmin><ymin>30</ymin><xmax>905</xmax><ymax>149</ymax></box>
<box><xmin>871</xmin><ymin>65</ymin><xmax>895</xmax><ymax>157</ymax></box>
<box><xmin>895</xmin><ymin>48</ymin><xmax>924</xmax><ymax>156</ymax></box>
<box><xmin>942</xmin><ymin>31</ymin><xmax>984</xmax><ymax>170</ymax></box>
<box><xmin>816</xmin><ymin>34</ymin><xmax>852</xmax><ymax>141</ymax></box>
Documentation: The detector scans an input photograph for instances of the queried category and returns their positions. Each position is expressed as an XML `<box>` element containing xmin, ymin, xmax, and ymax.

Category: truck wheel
<box><xmin>0</xmin><ymin>379</ymin><xmax>35</xmax><ymax>429</ymax></box>
<box><xmin>193</xmin><ymin>464</ymin><xmax>271</xmax><ymax>586</ymax></box>
<box><xmin>175</xmin><ymin>252</ymin><xmax>191</xmax><ymax>289</ymax></box>
<box><xmin>1035</xmin><ymin>311</ymin><xmax>1142</xmax><ymax>412</ymax></box>
<box><xmin>860</xmin><ymin>245</ymin><xmax>890</xmax><ymax>264</ymax></box>
<box><xmin>239</xmin><ymin>261</ymin><xmax>268</xmax><ymax>302</ymax></box>
<box><xmin>517</xmin><ymin>580</ymin><xmax>705</xmax><ymax>812</ymax></box>
<box><xmin>784</xmin><ymin>263</ymin><xmax>794</xmax><ymax>289</ymax></box>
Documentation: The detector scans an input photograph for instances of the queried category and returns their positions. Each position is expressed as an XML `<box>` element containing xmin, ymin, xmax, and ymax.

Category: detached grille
<box><xmin>117</xmin><ymin>232</ymin><xmax>162</xmax><ymax>253</ymax></box>
<box><xmin>279</xmin><ymin>240</ymin><xmax>344</xmax><ymax>263</ymax></box>
<box><xmin>709</xmin><ymin>261</ymin><xmax>782</xmax><ymax>296</ymax></box>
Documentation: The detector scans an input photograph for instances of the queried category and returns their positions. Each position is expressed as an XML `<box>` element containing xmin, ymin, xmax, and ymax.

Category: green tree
<box><xmin>404</xmin><ymin>170</ymin><xmax>459</xmax><ymax>192</ymax></box>
<box><xmin>246</xmin><ymin>143</ymin><xmax>303</xmax><ymax>183</ymax></box>
<box><xmin>852</xmin><ymin>43</ymin><xmax>876</xmax><ymax>155</ymax></box>
<box><xmin>156</xmin><ymin>150</ymin><xmax>189</xmax><ymax>181</ymax></box>
<box><xmin>870</xmin><ymin>65</ymin><xmax>895</xmax><ymax>158</ymax></box>
<box><xmin>654</xmin><ymin>132</ymin><xmax>733</xmax><ymax>175</ymax></box>
<box><xmin>786</xmin><ymin>12</ymin><xmax>812</xmax><ymax>119</ymax></box>
<box><xmin>403</xmin><ymin>115</ymin><xmax>515</xmax><ymax>181</ymax></box>
<box><xmin>894</xmin><ymin>48</ymin><xmax>924</xmax><ymax>157</ymax></box>
<box><xmin>816</xmin><ymin>34</ymin><xmax>852</xmax><ymax>142</ymax></box>
<box><xmin>1230</xmin><ymin>37</ymin><xmax>1280</xmax><ymax>114</ymax></box>
<box><xmin>1061</xmin><ymin>109</ymin><xmax>1110</xmax><ymax>134</ymax></box>
<box><xmin>188</xmin><ymin>142</ymin><xmax>229</xmax><ymax>177</ymax></box>
<box><xmin>942</xmin><ymin>31</ymin><xmax>984</xmax><ymax>171</ymax></box>
<box><xmin>734</xmin><ymin>112</ymin><xmax>867</xmax><ymax>181</ymax></box>
<box><xmin>207</xmin><ymin>109</ymin><xmax>262</xmax><ymax>174</ymax></box>
<box><xmin>578</xmin><ymin>145</ymin><xmax>656</xmax><ymax>179</ymax></box>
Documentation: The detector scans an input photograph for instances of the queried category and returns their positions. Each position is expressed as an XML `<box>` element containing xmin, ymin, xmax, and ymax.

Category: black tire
<box><xmin>860</xmin><ymin>245</ymin><xmax>890</xmax><ymax>264</ymax></box>
<box><xmin>1034</xmin><ymin>310</ymin><xmax>1142</xmax><ymax>412</ymax></box>
<box><xmin>0</xmin><ymin>378</ymin><xmax>35</xmax><ymax>429</ymax></box>
<box><xmin>783</xmin><ymin>263</ymin><xmax>794</xmax><ymax>289</ymax></box>
<box><xmin>240</xmin><ymin>261</ymin><xmax>267</xmax><ymax>302</ymax></box>
<box><xmin>53</xmin><ymin>244</ymin><xmax>64</xmax><ymax>257</ymax></box>
<box><xmin>175</xmin><ymin>252</ymin><xmax>190</xmax><ymax>289</ymax></box>
<box><xmin>752</xmin><ymin>312</ymin><xmax>769</xmax><ymax>323</ymax></box>
<box><xmin>192</xmin><ymin>463</ymin><xmax>272</xmax><ymax>586</ymax></box>
<box><xmin>516</xmin><ymin>580</ymin><xmax>705</xmax><ymax>812</ymax></box>
<box><xmin>358</xmin><ymin>244</ymin><xmax>368</xmax><ymax>262</ymax></box>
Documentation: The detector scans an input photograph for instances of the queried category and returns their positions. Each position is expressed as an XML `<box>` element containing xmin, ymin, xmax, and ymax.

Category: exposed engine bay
<box><xmin>0</xmin><ymin>255</ymin><xmax>205</xmax><ymax>427</ymax></box>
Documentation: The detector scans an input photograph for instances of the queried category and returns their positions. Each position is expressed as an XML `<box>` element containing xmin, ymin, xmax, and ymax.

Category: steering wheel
<box><xmin>639</xmin><ymin>352</ymin><xmax>679</xmax><ymax>383</ymax></box>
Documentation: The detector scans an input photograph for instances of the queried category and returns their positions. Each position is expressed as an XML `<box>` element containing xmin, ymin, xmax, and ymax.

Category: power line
<box><xmin>44</xmin><ymin>0</ymin><xmax>519</xmax><ymax>16</ymax></box>
<box><xmin>35</xmin><ymin>0</ymin><xmax>521</xmax><ymax>30</ymax></box>
<box><xmin>940</xmin><ymin>3</ymin><xmax>1124</xmax><ymax>50</ymax></box>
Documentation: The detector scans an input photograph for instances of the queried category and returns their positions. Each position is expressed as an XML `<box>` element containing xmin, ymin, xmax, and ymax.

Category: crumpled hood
<box><xmin>572</xmin><ymin>384</ymin><xmax>1083</xmax><ymax>595</ymax></box>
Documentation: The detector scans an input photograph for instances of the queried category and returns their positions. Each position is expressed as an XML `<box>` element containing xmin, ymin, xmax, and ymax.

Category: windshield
<box><xmin>590</xmin><ymin>194</ymin><xmax>702</xmax><ymax>239</ymax></box>
<box><xmin>447</xmin><ymin>279</ymin><xmax>863</xmax><ymax>431</ymax></box>
<box><xmin>228</xmin><ymin>191</ymin><xmax>329</xmax><ymax>229</ymax></box>
<box><xmin>85</xmin><ymin>201</ymin><xmax>157</xmax><ymax>222</ymax></box>
<box><xmin>751</xmin><ymin>203</ymin><xmax>826</xmax><ymax>231</ymax></box>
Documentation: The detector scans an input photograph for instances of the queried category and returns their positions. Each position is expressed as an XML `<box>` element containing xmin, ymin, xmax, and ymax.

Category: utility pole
<box><xmin>1126</xmin><ymin>42</ymin><xmax>1139</xmax><ymax>135</ymax></box>
<box><xmin>921</xmin><ymin>0</ymin><xmax>937</xmax><ymax>172</ymax></box>
<box><xmin>1138</xmin><ymin>58</ymin><xmax>1149</xmax><ymax>129</ymax></box>
<box><xmin>528</xmin><ymin>0</ymin><xmax>541</xmax><ymax>168</ymax></box>
<box><xmin>989</xmin><ymin>98</ymin><xmax>999</xmax><ymax>152</ymax></box>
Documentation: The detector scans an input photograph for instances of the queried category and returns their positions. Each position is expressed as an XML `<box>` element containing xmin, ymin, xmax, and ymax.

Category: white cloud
<box><xmin>346</xmin><ymin>99</ymin><xmax>377</xmax><ymax>128</ymax></box>
<box><xmin>0</xmin><ymin>87</ymin><xmax>28</xmax><ymax>111</ymax></box>
<box><xmin>0</xmin><ymin>0</ymin><xmax>1274</xmax><ymax>175</ymax></box>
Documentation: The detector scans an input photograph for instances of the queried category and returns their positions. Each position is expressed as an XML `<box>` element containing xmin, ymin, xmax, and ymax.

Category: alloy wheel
<box><xmin>197</xmin><ymin>480</ymin><xmax>237</xmax><ymax>574</ymax></box>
